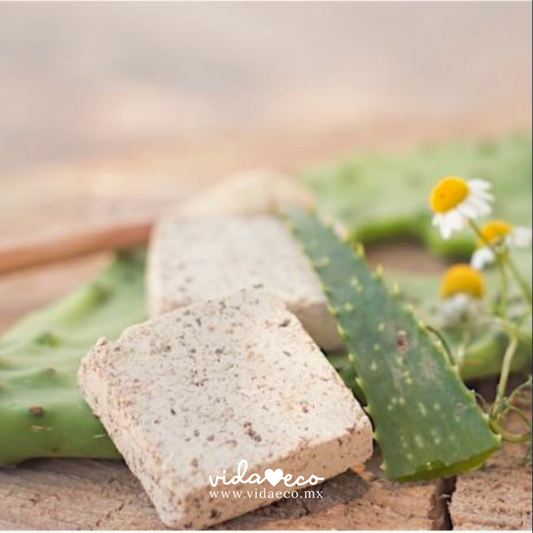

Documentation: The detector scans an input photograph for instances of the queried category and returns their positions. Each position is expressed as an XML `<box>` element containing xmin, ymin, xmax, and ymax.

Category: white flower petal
<box><xmin>439</xmin><ymin>215</ymin><xmax>454</xmax><ymax>239</ymax></box>
<box><xmin>449</xmin><ymin>210</ymin><xmax>466</xmax><ymax>230</ymax></box>
<box><xmin>507</xmin><ymin>227</ymin><xmax>532</xmax><ymax>248</ymax></box>
<box><xmin>466</xmin><ymin>195</ymin><xmax>492</xmax><ymax>216</ymax></box>
<box><xmin>457</xmin><ymin>202</ymin><xmax>478</xmax><ymax>218</ymax></box>
<box><xmin>433</xmin><ymin>213</ymin><xmax>453</xmax><ymax>239</ymax></box>
<box><xmin>441</xmin><ymin>224</ymin><xmax>452</xmax><ymax>239</ymax></box>
<box><xmin>471</xmin><ymin>247</ymin><xmax>495</xmax><ymax>270</ymax></box>
<box><xmin>432</xmin><ymin>213</ymin><xmax>442</xmax><ymax>227</ymax></box>
<box><xmin>474</xmin><ymin>190</ymin><xmax>494</xmax><ymax>201</ymax></box>
<box><xmin>439</xmin><ymin>293</ymin><xmax>481</xmax><ymax>329</ymax></box>
<box><xmin>468</xmin><ymin>179</ymin><xmax>492</xmax><ymax>191</ymax></box>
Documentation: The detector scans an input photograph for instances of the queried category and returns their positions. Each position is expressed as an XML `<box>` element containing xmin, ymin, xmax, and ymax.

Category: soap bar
<box><xmin>78</xmin><ymin>290</ymin><xmax>372</xmax><ymax>529</ymax></box>
<box><xmin>148</xmin><ymin>215</ymin><xmax>342</xmax><ymax>351</ymax></box>
<box><xmin>178</xmin><ymin>168</ymin><xmax>315</xmax><ymax>218</ymax></box>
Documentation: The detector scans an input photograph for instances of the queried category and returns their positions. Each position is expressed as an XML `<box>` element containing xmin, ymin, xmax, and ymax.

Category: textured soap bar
<box><xmin>148</xmin><ymin>215</ymin><xmax>342</xmax><ymax>351</ymax></box>
<box><xmin>78</xmin><ymin>290</ymin><xmax>372</xmax><ymax>529</ymax></box>
<box><xmin>178</xmin><ymin>168</ymin><xmax>315</xmax><ymax>218</ymax></box>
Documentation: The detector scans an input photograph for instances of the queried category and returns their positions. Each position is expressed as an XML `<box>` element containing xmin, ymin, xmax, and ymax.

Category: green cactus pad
<box><xmin>286</xmin><ymin>208</ymin><xmax>501</xmax><ymax>481</ymax></box>
<box><xmin>301</xmin><ymin>133</ymin><xmax>531</xmax><ymax>258</ymax></box>
<box><xmin>0</xmin><ymin>251</ymin><xmax>146</xmax><ymax>466</ymax></box>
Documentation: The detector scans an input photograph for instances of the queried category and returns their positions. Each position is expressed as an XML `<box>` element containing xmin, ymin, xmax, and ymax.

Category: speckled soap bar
<box><xmin>78</xmin><ymin>290</ymin><xmax>372</xmax><ymax>530</ymax></box>
<box><xmin>148</xmin><ymin>215</ymin><xmax>343</xmax><ymax>351</ymax></box>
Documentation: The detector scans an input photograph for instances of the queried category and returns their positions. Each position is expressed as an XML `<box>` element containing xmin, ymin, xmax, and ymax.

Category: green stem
<box><xmin>496</xmin><ymin>256</ymin><xmax>508</xmax><ymax>317</ymax></box>
<box><xmin>506</xmin><ymin>405</ymin><xmax>532</xmax><ymax>432</ymax></box>
<box><xmin>492</xmin><ymin>326</ymin><xmax>518</xmax><ymax>418</ymax></box>
<box><xmin>426</xmin><ymin>325</ymin><xmax>456</xmax><ymax>365</ymax></box>
<box><xmin>489</xmin><ymin>418</ymin><xmax>531</xmax><ymax>443</ymax></box>
<box><xmin>468</xmin><ymin>219</ymin><xmax>496</xmax><ymax>252</ymax></box>
<box><xmin>507</xmin><ymin>375</ymin><xmax>532</xmax><ymax>405</ymax></box>
<box><xmin>457</xmin><ymin>328</ymin><xmax>473</xmax><ymax>364</ymax></box>
<box><xmin>506</xmin><ymin>253</ymin><xmax>533</xmax><ymax>305</ymax></box>
<box><xmin>459</xmin><ymin>328</ymin><xmax>531</xmax><ymax>382</ymax></box>
<box><xmin>488</xmin><ymin>328</ymin><xmax>532</xmax><ymax>444</ymax></box>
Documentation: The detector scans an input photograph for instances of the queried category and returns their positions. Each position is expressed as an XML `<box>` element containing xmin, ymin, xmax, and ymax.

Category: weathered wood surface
<box><xmin>0</xmin><ymin>5</ymin><xmax>530</xmax><ymax>524</ymax></box>
<box><xmin>450</xmin><ymin>412</ymin><xmax>532</xmax><ymax>531</ymax></box>
<box><xmin>0</xmin><ymin>455</ymin><xmax>447</xmax><ymax>531</ymax></box>
<box><xmin>218</xmin><ymin>456</ymin><xmax>448</xmax><ymax>531</ymax></box>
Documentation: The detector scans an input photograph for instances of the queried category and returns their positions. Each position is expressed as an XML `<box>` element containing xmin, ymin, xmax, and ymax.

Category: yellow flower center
<box><xmin>430</xmin><ymin>176</ymin><xmax>470</xmax><ymax>214</ymax></box>
<box><xmin>441</xmin><ymin>264</ymin><xmax>485</xmax><ymax>299</ymax></box>
<box><xmin>479</xmin><ymin>220</ymin><xmax>512</xmax><ymax>246</ymax></box>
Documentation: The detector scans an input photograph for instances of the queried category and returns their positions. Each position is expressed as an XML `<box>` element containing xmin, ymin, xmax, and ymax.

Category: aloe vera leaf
<box><xmin>300</xmin><ymin>133</ymin><xmax>532</xmax><ymax>258</ymax></box>
<box><xmin>0</xmin><ymin>251</ymin><xmax>146</xmax><ymax>466</ymax></box>
<box><xmin>287</xmin><ymin>208</ymin><xmax>501</xmax><ymax>481</ymax></box>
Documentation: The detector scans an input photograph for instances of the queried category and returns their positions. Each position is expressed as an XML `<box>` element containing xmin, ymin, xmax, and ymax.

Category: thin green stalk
<box><xmin>459</xmin><ymin>328</ymin><xmax>531</xmax><ymax>382</ymax></box>
<box><xmin>506</xmin><ymin>405</ymin><xmax>532</xmax><ymax>432</ymax></box>
<box><xmin>496</xmin><ymin>256</ymin><xmax>508</xmax><ymax>317</ymax></box>
<box><xmin>506</xmin><ymin>253</ymin><xmax>533</xmax><ymax>304</ymax></box>
<box><xmin>426</xmin><ymin>325</ymin><xmax>456</xmax><ymax>365</ymax></box>
<box><xmin>489</xmin><ymin>418</ymin><xmax>530</xmax><ymax>443</ymax></box>
<box><xmin>492</xmin><ymin>326</ymin><xmax>519</xmax><ymax>415</ymax></box>
<box><xmin>487</xmin><ymin>326</ymin><xmax>532</xmax><ymax>443</ymax></box>
<box><xmin>506</xmin><ymin>375</ymin><xmax>532</xmax><ymax>406</ymax></box>
<box><xmin>457</xmin><ymin>328</ymin><xmax>473</xmax><ymax>365</ymax></box>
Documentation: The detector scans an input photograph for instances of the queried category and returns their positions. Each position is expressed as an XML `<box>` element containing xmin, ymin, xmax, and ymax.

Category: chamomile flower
<box><xmin>470</xmin><ymin>220</ymin><xmax>533</xmax><ymax>270</ymax></box>
<box><xmin>441</xmin><ymin>264</ymin><xmax>485</xmax><ymax>299</ymax></box>
<box><xmin>430</xmin><ymin>176</ymin><xmax>493</xmax><ymax>239</ymax></box>
<box><xmin>439</xmin><ymin>264</ymin><xmax>485</xmax><ymax>328</ymax></box>
<box><xmin>439</xmin><ymin>293</ymin><xmax>483</xmax><ymax>329</ymax></box>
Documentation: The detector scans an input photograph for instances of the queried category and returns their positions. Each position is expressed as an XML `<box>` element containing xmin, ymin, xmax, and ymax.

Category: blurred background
<box><xmin>0</xmin><ymin>2</ymin><xmax>531</xmax><ymax>320</ymax></box>
<box><xmin>0</xmin><ymin>2</ymin><xmax>531</xmax><ymax>172</ymax></box>
<box><xmin>0</xmin><ymin>2</ymin><xmax>531</xmax><ymax>230</ymax></box>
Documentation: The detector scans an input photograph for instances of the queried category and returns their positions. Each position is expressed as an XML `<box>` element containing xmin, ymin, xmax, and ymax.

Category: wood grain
<box><xmin>450</xmin><ymin>411</ymin><xmax>532</xmax><ymax>531</ymax></box>
<box><xmin>0</xmin><ymin>220</ymin><xmax>151</xmax><ymax>274</ymax></box>
<box><xmin>0</xmin><ymin>455</ymin><xmax>447</xmax><ymax>531</ymax></box>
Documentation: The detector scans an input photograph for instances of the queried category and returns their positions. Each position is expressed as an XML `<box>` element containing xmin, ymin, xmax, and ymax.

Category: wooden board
<box><xmin>450</xmin><ymin>413</ymin><xmax>532</xmax><ymax>531</ymax></box>
<box><xmin>0</xmin><ymin>454</ymin><xmax>447</xmax><ymax>531</ymax></box>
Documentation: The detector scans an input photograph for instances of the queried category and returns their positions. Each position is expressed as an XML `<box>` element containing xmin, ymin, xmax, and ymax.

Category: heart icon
<box><xmin>264</xmin><ymin>468</ymin><xmax>284</xmax><ymax>486</ymax></box>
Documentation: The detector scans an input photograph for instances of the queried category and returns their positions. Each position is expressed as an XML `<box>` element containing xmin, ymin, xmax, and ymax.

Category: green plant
<box><xmin>286</xmin><ymin>208</ymin><xmax>501</xmax><ymax>481</ymax></box>
<box><xmin>301</xmin><ymin>133</ymin><xmax>531</xmax><ymax>258</ymax></box>
<box><xmin>0</xmin><ymin>251</ymin><xmax>146</xmax><ymax>466</ymax></box>
<box><xmin>1</xmin><ymin>136</ymin><xmax>530</xmax><ymax>468</ymax></box>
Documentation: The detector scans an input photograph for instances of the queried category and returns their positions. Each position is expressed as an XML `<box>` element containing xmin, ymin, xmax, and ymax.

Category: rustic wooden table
<box><xmin>0</xmin><ymin>3</ymin><xmax>531</xmax><ymax>530</ymax></box>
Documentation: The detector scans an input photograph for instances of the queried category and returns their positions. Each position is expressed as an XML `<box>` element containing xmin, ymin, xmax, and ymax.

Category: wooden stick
<box><xmin>0</xmin><ymin>220</ymin><xmax>153</xmax><ymax>274</ymax></box>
